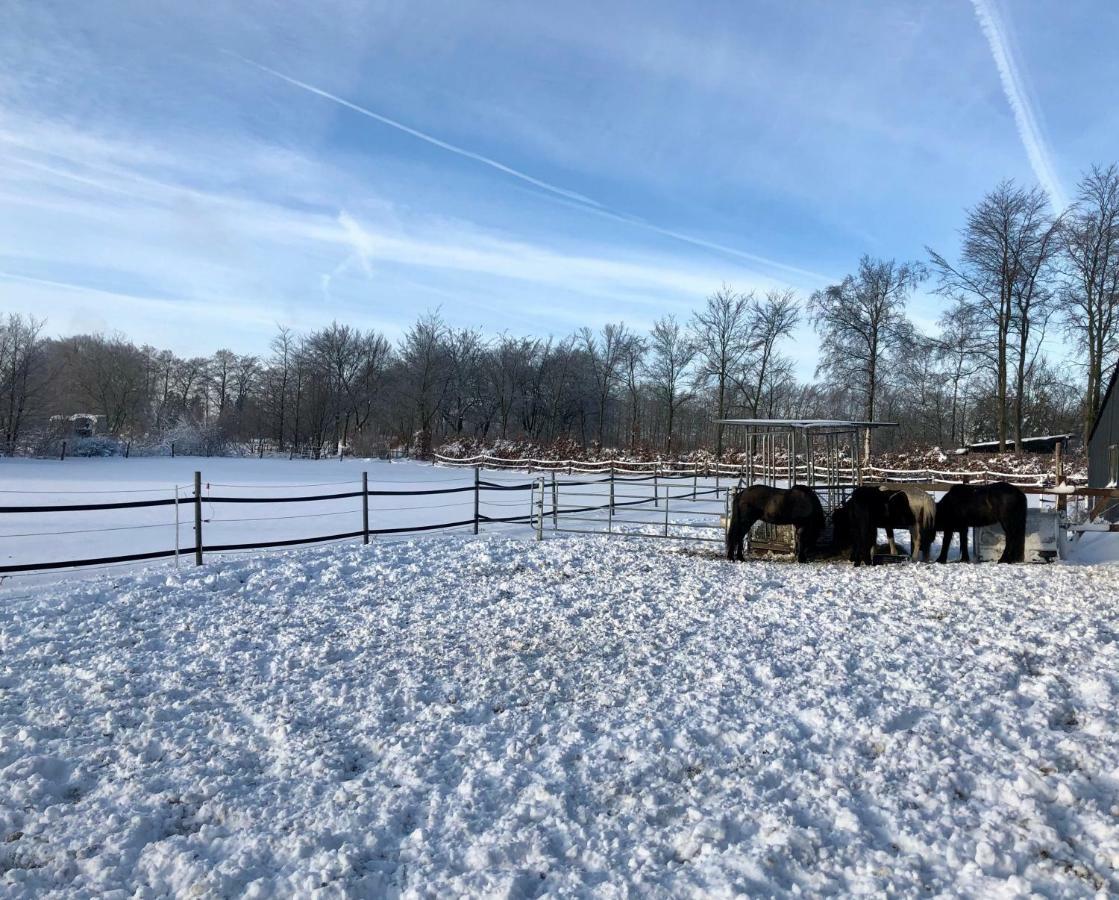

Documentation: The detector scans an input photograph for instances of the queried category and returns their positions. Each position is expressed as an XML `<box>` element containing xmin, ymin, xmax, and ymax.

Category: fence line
<box><xmin>433</xmin><ymin>452</ymin><xmax>1082</xmax><ymax>487</ymax></box>
<box><xmin>4</xmin><ymin>461</ymin><xmax>1104</xmax><ymax>576</ymax></box>
<box><xmin>0</xmin><ymin>469</ymin><xmax>542</xmax><ymax>576</ymax></box>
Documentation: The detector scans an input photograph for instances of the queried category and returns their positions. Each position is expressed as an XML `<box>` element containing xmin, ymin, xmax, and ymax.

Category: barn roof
<box><xmin>1089</xmin><ymin>358</ymin><xmax>1119</xmax><ymax>444</ymax></box>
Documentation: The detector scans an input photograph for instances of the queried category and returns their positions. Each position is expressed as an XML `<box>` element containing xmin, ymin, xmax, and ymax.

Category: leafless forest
<box><xmin>3</xmin><ymin>169</ymin><xmax>1117</xmax><ymax>460</ymax></box>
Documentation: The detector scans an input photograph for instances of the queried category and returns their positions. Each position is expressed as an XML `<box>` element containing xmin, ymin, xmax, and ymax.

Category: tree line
<box><xmin>2</xmin><ymin>166</ymin><xmax>1117</xmax><ymax>459</ymax></box>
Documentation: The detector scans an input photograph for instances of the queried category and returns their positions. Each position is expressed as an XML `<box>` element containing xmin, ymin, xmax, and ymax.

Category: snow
<box><xmin>2</xmin><ymin>533</ymin><xmax>1119</xmax><ymax>895</ymax></box>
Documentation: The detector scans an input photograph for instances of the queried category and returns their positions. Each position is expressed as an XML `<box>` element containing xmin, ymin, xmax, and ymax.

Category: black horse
<box><xmin>935</xmin><ymin>482</ymin><xmax>1027</xmax><ymax>563</ymax></box>
<box><xmin>726</xmin><ymin>484</ymin><xmax>825</xmax><ymax>563</ymax></box>
<box><xmin>832</xmin><ymin>486</ymin><xmax>889</xmax><ymax>566</ymax></box>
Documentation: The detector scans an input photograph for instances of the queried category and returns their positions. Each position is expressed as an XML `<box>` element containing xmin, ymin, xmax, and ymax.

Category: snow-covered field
<box><xmin>2</xmin><ymin>532</ymin><xmax>1119</xmax><ymax>896</ymax></box>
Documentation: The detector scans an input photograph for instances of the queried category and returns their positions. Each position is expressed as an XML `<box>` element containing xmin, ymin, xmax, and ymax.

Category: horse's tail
<box><xmin>914</xmin><ymin>493</ymin><xmax>937</xmax><ymax>558</ymax></box>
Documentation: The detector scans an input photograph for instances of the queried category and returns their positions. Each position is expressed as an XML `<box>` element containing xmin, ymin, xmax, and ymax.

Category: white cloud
<box><xmin>0</xmin><ymin>117</ymin><xmax>788</xmax><ymax>354</ymax></box>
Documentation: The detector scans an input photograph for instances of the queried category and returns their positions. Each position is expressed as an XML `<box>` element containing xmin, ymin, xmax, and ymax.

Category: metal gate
<box><xmin>533</xmin><ymin>469</ymin><xmax>731</xmax><ymax>546</ymax></box>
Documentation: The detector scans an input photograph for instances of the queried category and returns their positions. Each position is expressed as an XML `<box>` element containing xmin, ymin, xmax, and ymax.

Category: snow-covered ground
<box><xmin>2</xmin><ymin>533</ymin><xmax>1118</xmax><ymax>896</ymax></box>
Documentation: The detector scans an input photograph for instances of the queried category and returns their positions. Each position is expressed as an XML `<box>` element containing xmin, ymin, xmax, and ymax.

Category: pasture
<box><xmin>2</xmin><ymin>534</ymin><xmax>1118</xmax><ymax>895</ymax></box>
<box><xmin>1</xmin><ymin>457</ymin><xmax>1117</xmax><ymax>895</ymax></box>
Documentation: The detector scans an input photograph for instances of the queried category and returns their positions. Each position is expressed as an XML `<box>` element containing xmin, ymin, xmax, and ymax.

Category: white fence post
<box><xmin>536</xmin><ymin>479</ymin><xmax>545</xmax><ymax>541</ymax></box>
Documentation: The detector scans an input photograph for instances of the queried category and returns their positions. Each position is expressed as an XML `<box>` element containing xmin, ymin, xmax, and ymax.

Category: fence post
<box><xmin>171</xmin><ymin>441</ymin><xmax>176</xmax><ymax>458</ymax></box>
<box><xmin>1055</xmin><ymin>443</ymin><xmax>1067</xmax><ymax>516</ymax></box>
<box><xmin>654</xmin><ymin>462</ymin><xmax>660</xmax><ymax>508</ymax></box>
<box><xmin>608</xmin><ymin>464</ymin><xmax>615</xmax><ymax>534</ymax></box>
<box><xmin>362</xmin><ymin>471</ymin><xmax>370</xmax><ymax>544</ymax></box>
<box><xmin>193</xmin><ymin>470</ymin><xmax>203</xmax><ymax>567</ymax></box>
<box><xmin>692</xmin><ymin>463</ymin><xmax>698</xmax><ymax>501</ymax></box>
<box><xmin>60</xmin><ymin>440</ymin><xmax>67</xmax><ymax>461</ymax></box>
<box><xmin>536</xmin><ymin>478</ymin><xmax>545</xmax><ymax>541</ymax></box>
<box><xmin>664</xmin><ymin>476</ymin><xmax>670</xmax><ymax>536</ymax></box>
<box><xmin>473</xmin><ymin>466</ymin><xmax>480</xmax><ymax>535</ymax></box>
<box><xmin>173</xmin><ymin>485</ymin><xmax>180</xmax><ymax>568</ymax></box>
<box><xmin>551</xmin><ymin>470</ymin><xmax>558</xmax><ymax>528</ymax></box>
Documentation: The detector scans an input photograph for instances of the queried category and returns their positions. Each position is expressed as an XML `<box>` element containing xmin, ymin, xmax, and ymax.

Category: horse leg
<box><xmin>937</xmin><ymin>530</ymin><xmax>952</xmax><ymax>563</ymax></box>
<box><xmin>909</xmin><ymin>525</ymin><xmax>920</xmax><ymax>561</ymax></box>
<box><xmin>732</xmin><ymin>514</ymin><xmax>757</xmax><ymax>561</ymax></box>
<box><xmin>958</xmin><ymin>528</ymin><xmax>969</xmax><ymax>563</ymax></box>
<box><xmin>999</xmin><ymin>516</ymin><xmax>1024</xmax><ymax>563</ymax></box>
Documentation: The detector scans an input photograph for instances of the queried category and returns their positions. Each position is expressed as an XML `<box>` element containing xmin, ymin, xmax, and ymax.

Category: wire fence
<box><xmin>0</xmin><ymin>470</ymin><xmax>545</xmax><ymax>576</ymax></box>
<box><xmin>0</xmin><ymin>466</ymin><xmax>731</xmax><ymax>576</ymax></box>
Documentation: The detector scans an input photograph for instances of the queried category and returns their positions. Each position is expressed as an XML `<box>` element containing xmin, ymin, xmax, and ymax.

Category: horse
<box><xmin>726</xmin><ymin>484</ymin><xmax>825</xmax><ymax>563</ymax></box>
<box><xmin>832</xmin><ymin>486</ymin><xmax>888</xmax><ymax>566</ymax></box>
<box><xmin>878</xmin><ymin>484</ymin><xmax>936</xmax><ymax>562</ymax></box>
<box><xmin>934</xmin><ymin>481</ymin><xmax>1027</xmax><ymax>563</ymax></box>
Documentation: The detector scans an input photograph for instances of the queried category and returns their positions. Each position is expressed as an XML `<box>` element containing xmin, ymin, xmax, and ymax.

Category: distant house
<box><xmin>1088</xmin><ymin>361</ymin><xmax>1119</xmax><ymax>488</ymax></box>
<box><xmin>966</xmin><ymin>434</ymin><xmax>1072</xmax><ymax>455</ymax></box>
<box><xmin>49</xmin><ymin>413</ymin><xmax>105</xmax><ymax>439</ymax></box>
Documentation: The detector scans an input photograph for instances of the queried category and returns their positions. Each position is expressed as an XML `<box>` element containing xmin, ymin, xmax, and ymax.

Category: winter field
<box><xmin>1</xmin><ymin>458</ymin><xmax>1119</xmax><ymax>895</ymax></box>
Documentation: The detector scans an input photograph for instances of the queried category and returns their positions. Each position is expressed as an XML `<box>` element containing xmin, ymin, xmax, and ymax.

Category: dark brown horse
<box><xmin>935</xmin><ymin>482</ymin><xmax>1027</xmax><ymax>563</ymax></box>
<box><xmin>832</xmin><ymin>486</ymin><xmax>889</xmax><ymax>566</ymax></box>
<box><xmin>726</xmin><ymin>484</ymin><xmax>825</xmax><ymax>563</ymax></box>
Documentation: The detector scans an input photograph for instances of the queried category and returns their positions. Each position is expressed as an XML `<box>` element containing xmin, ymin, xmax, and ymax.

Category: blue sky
<box><xmin>2</xmin><ymin>0</ymin><xmax>1117</xmax><ymax>378</ymax></box>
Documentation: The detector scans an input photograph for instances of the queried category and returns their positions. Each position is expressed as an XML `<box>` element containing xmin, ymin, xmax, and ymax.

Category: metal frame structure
<box><xmin>537</xmin><ymin>470</ymin><xmax>730</xmax><ymax>545</ymax></box>
<box><xmin>716</xmin><ymin>418</ymin><xmax>898</xmax><ymax>554</ymax></box>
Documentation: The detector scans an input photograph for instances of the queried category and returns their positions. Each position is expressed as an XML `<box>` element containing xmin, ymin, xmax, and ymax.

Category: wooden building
<box><xmin>1088</xmin><ymin>361</ymin><xmax>1119</xmax><ymax>488</ymax></box>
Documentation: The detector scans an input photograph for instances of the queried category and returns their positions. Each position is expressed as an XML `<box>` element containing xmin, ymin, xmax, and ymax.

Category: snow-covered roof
<box><xmin>967</xmin><ymin>434</ymin><xmax>1071</xmax><ymax>448</ymax></box>
<box><xmin>715</xmin><ymin>418</ymin><xmax>897</xmax><ymax>430</ymax></box>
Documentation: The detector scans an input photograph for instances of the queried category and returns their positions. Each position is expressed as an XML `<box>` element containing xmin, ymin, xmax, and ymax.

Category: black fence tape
<box><xmin>0</xmin><ymin>547</ymin><xmax>185</xmax><ymax>573</ymax></box>
<box><xmin>0</xmin><ymin>497</ymin><xmax>177</xmax><ymax>514</ymax></box>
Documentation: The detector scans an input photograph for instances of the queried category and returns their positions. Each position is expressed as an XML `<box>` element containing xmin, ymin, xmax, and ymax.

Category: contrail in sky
<box><xmin>969</xmin><ymin>0</ymin><xmax>1066</xmax><ymax>209</ymax></box>
<box><xmin>232</xmin><ymin>53</ymin><xmax>600</xmax><ymax>209</ymax></box>
<box><xmin>232</xmin><ymin>53</ymin><xmax>827</xmax><ymax>283</ymax></box>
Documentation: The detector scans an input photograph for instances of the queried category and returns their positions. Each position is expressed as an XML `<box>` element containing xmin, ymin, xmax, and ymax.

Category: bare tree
<box><xmin>0</xmin><ymin>314</ymin><xmax>46</xmax><ymax>453</ymax></box>
<box><xmin>739</xmin><ymin>289</ymin><xmax>800</xmax><ymax>416</ymax></box>
<box><xmin>929</xmin><ymin>181</ymin><xmax>1057</xmax><ymax>450</ymax></box>
<box><xmin>646</xmin><ymin>315</ymin><xmax>696</xmax><ymax>453</ymax></box>
<box><xmin>58</xmin><ymin>333</ymin><xmax>149</xmax><ymax>434</ymax></box>
<box><xmin>934</xmin><ymin>306</ymin><xmax>983</xmax><ymax>446</ymax></box>
<box><xmin>621</xmin><ymin>333</ymin><xmax>648</xmax><ymax>451</ymax></box>
<box><xmin>578</xmin><ymin>322</ymin><xmax>634</xmax><ymax>448</ymax></box>
<box><xmin>487</xmin><ymin>334</ymin><xmax>540</xmax><ymax>439</ymax></box>
<box><xmin>264</xmin><ymin>327</ymin><xmax>295</xmax><ymax>450</ymax></box>
<box><xmin>810</xmin><ymin>256</ymin><xmax>924</xmax><ymax>455</ymax></box>
<box><xmin>690</xmin><ymin>286</ymin><xmax>753</xmax><ymax>457</ymax></box>
<box><xmin>442</xmin><ymin>327</ymin><xmax>485</xmax><ymax>438</ymax></box>
<box><xmin>397</xmin><ymin>311</ymin><xmax>450</xmax><ymax>457</ymax></box>
<box><xmin>1060</xmin><ymin>164</ymin><xmax>1119</xmax><ymax>440</ymax></box>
